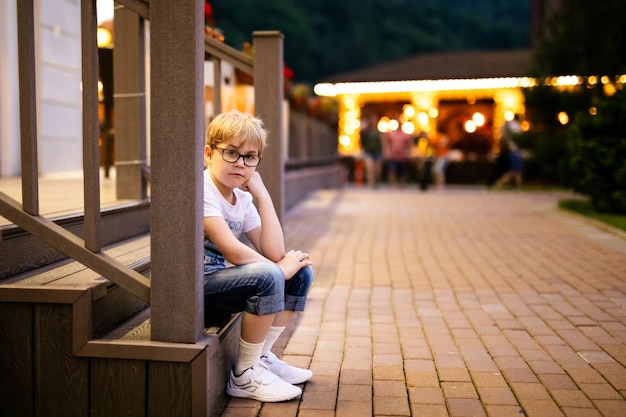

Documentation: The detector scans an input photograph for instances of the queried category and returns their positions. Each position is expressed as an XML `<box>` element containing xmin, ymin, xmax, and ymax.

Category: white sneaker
<box><xmin>261</xmin><ymin>351</ymin><xmax>313</xmax><ymax>385</ymax></box>
<box><xmin>226</xmin><ymin>361</ymin><xmax>302</xmax><ymax>402</ymax></box>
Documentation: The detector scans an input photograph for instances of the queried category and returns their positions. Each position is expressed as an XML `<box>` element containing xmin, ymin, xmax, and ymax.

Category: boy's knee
<box><xmin>252</xmin><ymin>262</ymin><xmax>284</xmax><ymax>292</ymax></box>
<box><xmin>300</xmin><ymin>265</ymin><xmax>314</xmax><ymax>288</ymax></box>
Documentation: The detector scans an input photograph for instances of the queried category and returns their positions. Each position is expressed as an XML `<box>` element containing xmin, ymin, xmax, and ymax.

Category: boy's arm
<box><xmin>206</xmin><ymin>215</ymin><xmax>310</xmax><ymax>280</ymax></box>
<box><xmin>242</xmin><ymin>172</ymin><xmax>285</xmax><ymax>262</ymax></box>
<box><xmin>204</xmin><ymin>216</ymin><xmax>267</xmax><ymax>265</ymax></box>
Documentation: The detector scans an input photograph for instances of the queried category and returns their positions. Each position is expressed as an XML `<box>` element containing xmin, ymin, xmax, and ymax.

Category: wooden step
<box><xmin>0</xmin><ymin>233</ymin><xmax>151</xmax><ymax>338</ymax></box>
<box><xmin>0</xmin><ymin>200</ymin><xmax>150</xmax><ymax>279</ymax></box>
<box><xmin>76</xmin><ymin>307</ymin><xmax>241</xmax><ymax>417</ymax></box>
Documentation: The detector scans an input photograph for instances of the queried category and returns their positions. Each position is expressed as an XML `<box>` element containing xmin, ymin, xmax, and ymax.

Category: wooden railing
<box><xmin>0</xmin><ymin>0</ymin><xmax>287</xmax><ymax>344</ymax></box>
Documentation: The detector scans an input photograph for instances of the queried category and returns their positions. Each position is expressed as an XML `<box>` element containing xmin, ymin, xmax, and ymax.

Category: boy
<box><xmin>203</xmin><ymin>110</ymin><xmax>314</xmax><ymax>402</ymax></box>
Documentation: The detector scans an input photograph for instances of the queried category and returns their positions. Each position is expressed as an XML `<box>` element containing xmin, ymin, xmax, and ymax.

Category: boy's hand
<box><xmin>240</xmin><ymin>172</ymin><xmax>269</xmax><ymax>200</ymax></box>
<box><xmin>278</xmin><ymin>249</ymin><xmax>312</xmax><ymax>280</ymax></box>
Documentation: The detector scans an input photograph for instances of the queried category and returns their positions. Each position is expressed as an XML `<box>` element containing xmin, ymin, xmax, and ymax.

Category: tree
<box><xmin>530</xmin><ymin>0</ymin><xmax>626</xmax><ymax>77</ymax></box>
<box><xmin>567</xmin><ymin>90</ymin><xmax>626</xmax><ymax>213</ymax></box>
<box><xmin>523</xmin><ymin>0</ymin><xmax>626</xmax><ymax>198</ymax></box>
<box><xmin>209</xmin><ymin>0</ymin><xmax>530</xmax><ymax>83</ymax></box>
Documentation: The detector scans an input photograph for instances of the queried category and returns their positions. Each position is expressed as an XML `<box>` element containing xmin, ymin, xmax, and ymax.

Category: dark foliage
<box><xmin>523</xmin><ymin>0</ymin><xmax>626</xmax><ymax>211</ymax></box>
<box><xmin>566</xmin><ymin>90</ymin><xmax>626</xmax><ymax>213</ymax></box>
<box><xmin>209</xmin><ymin>0</ymin><xmax>530</xmax><ymax>82</ymax></box>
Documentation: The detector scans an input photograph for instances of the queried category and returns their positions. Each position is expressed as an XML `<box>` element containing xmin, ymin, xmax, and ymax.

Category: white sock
<box><xmin>262</xmin><ymin>326</ymin><xmax>285</xmax><ymax>356</ymax></box>
<box><xmin>235</xmin><ymin>337</ymin><xmax>264</xmax><ymax>376</ymax></box>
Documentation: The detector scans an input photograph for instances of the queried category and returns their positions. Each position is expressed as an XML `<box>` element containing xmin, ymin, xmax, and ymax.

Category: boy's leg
<box><xmin>236</xmin><ymin>312</ymin><xmax>274</xmax><ymax>375</ymax></box>
<box><xmin>205</xmin><ymin>263</ymin><xmax>303</xmax><ymax>401</ymax></box>
<box><xmin>204</xmin><ymin>262</ymin><xmax>285</xmax><ymax>372</ymax></box>
<box><xmin>259</xmin><ymin>266</ymin><xmax>315</xmax><ymax>384</ymax></box>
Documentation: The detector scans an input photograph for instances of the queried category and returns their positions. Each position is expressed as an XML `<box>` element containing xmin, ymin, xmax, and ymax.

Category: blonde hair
<box><xmin>205</xmin><ymin>110</ymin><xmax>268</xmax><ymax>155</ymax></box>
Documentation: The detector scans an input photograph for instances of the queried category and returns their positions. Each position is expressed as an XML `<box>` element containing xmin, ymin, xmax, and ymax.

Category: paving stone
<box><xmin>484</xmin><ymin>405</ymin><xmax>525</xmax><ymax>417</ymax></box>
<box><xmin>335</xmin><ymin>400</ymin><xmax>372</xmax><ymax>417</ymax></box>
<box><xmin>407</xmin><ymin>386</ymin><xmax>445</xmax><ymax>404</ymax></box>
<box><xmin>373</xmin><ymin>396</ymin><xmax>411</xmax><ymax>416</ymax></box>
<box><xmin>441</xmin><ymin>381</ymin><xmax>479</xmax><ymax>399</ymax></box>
<box><xmin>337</xmin><ymin>384</ymin><xmax>371</xmax><ymax>402</ymax></box>
<box><xmin>446</xmin><ymin>398</ymin><xmax>487</xmax><ymax>417</ymax></box>
<box><xmin>550</xmin><ymin>388</ymin><xmax>594</xmax><ymax>408</ymax></box>
<box><xmin>258</xmin><ymin>400</ymin><xmax>299</xmax><ymax>417</ymax></box>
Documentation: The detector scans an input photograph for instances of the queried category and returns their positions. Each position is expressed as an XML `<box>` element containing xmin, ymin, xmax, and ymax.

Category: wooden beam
<box><xmin>205</xmin><ymin>35</ymin><xmax>253</xmax><ymax>75</ymax></box>
<box><xmin>114</xmin><ymin>0</ymin><xmax>150</xmax><ymax>20</ymax></box>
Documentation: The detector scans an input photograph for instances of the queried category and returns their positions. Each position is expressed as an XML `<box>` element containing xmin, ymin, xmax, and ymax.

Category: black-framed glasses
<box><xmin>214</xmin><ymin>147</ymin><xmax>262</xmax><ymax>167</ymax></box>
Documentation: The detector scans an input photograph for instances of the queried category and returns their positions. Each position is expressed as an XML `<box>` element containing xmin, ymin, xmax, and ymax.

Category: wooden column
<box><xmin>16</xmin><ymin>0</ymin><xmax>38</xmax><ymax>215</ymax></box>
<box><xmin>80</xmin><ymin>0</ymin><xmax>101</xmax><ymax>252</ymax></box>
<box><xmin>253</xmin><ymin>31</ymin><xmax>285</xmax><ymax>221</ymax></box>
<box><xmin>114</xmin><ymin>6</ymin><xmax>147</xmax><ymax>200</ymax></box>
<box><xmin>150</xmin><ymin>0</ymin><xmax>205</xmax><ymax>343</ymax></box>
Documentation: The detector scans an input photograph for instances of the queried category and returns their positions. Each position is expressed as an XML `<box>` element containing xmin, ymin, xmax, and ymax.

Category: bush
<box><xmin>566</xmin><ymin>89</ymin><xmax>626</xmax><ymax>213</ymax></box>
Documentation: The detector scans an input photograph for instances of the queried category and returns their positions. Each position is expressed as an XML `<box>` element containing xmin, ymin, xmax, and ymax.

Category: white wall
<box><xmin>0</xmin><ymin>0</ymin><xmax>20</xmax><ymax>176</ymax></box>
<box><xmin>36</xmin><ymin>0</ymin><xmax>83</xmax><ymax>174</ymax></box>
<box><xmin>0</xmin><ymin>0</ymin><xmax>83</xmax><ymax>177</ymax></box>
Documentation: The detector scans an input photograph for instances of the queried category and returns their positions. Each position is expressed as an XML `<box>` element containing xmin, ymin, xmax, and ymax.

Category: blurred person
<box><xmin>430</xmin><ymin>130</ymin><xmax>450</xmax><ymax>190</ymax></box>
<box><xmin>359</xmin><ymin>113</ymin><xmax>384</xmax><ymax>188</ymax></box>
<box><xmin>494</xmin><ymin>139</ymin><xmax>523</xmax><ymax>188</ymax></box>
<box><xmin>383</xmin><ymin>118</ymin><xmax>413</xmax><ymax>187</ymax></box>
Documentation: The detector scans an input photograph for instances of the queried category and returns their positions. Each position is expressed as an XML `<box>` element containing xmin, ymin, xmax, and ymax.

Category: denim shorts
<box><xmin>203</xmin><ymin>261</ymin><xmax>314</xmax><ymax>318</ymax></box>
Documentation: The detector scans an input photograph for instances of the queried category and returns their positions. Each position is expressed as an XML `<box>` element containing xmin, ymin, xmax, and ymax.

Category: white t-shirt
<box><xmin>203</xmin><ymin>170</ymin><xmax>261</xmax><ymax>274</ymax></box>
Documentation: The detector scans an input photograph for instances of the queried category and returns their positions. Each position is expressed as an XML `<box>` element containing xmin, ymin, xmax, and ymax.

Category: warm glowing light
<box><xmin>603</xmin><ymin>83</ymin><xmax>616</xmax><ymax>96</ymax></box>
<box><xmin>314</xmin><ymin>77</ymin><xmax>537</xmax><ymax>96</ymax></box>
<box><xmin>339</xmin><ymin>135</ymin><xmax>352</xmax><ymax>147</ymax></box>
<box><xmin>417</xmin><ymin>112</ymin><xmax>429</xmax><ymax>127</ymax></box>
<box><xmin>428</xmin><ymin>107</ymin><xmax>438</xmax><ymax>118</ymax></box>
<box><xmin>403</xmin><ymin>104</ymin><xmax>415</xmax><ymax>118</ymax></box>
<box><xmin>520</xmin><ymin>121</ymin><xmax>530</xmax><ymax>131</ymax></box>
<box><xmin>556</xmin><ymin>75</ymin><xmax>581</xmax><ymax>86</ymax></box>
<box><xmin>464</xmin><ymin>120</ymin><xmax>477</xmax><ymax>133</ymax></box>
<box><xmin>97</xmin><ymin>27</ymin><xmax>112</xmax><ymax>48</ymax></box>
<box><xmin>377</xmin><ymin>116</ymin><xmax>390</xmax><ymax>132</ymax></box>
<box><xmin>589</xmin><ymin>107</ymin><xmax>597</xmax><ymax>116</ymax></box>
<box><xmin>472</xmin><ymin>112</ymin><xmax>485</xmax><ymax>127</ymax></box>
<box><xmin>557</xmin><ymin>111</ymin><xmax>569</xmax><ymax>125</ymax></box>
<box><xmin>504</xmin><ymin>110</ymin><xmax>515</xmax><ymax>121</ymax></box>
<box><xmin>388</xmin><ymin>119</ymin><xmax>399</xmax><ymax>131</ymax></box>
<box><xmin>314</xmin><ymin>83</ymin><xmax>336</xmax><ymax>97</ymax></box>
<box><xmin>401</xmin><ymin>122</ymin><xmax>415</xmax><ymax>135</ymax></box>
<box><xmin>314</xmin><ymin>74</ymin><xmax>625</xmax><ymax>98</ymax></box>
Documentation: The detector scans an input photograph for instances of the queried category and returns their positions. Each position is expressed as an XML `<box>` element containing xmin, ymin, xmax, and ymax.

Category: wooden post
<box><xmin>253</xmin><ymin>31</ymin><xmax>285</xmax><ymax>222</ymax></box>
<box><xmin>16</xmin><ymin>0</ymin><xmax>38</xmax><ymax>215</ymax></box>
<box><xmin>114</xmin><ymin>6</ymin><xmax>148</xmax><ymax>201</ymax></box>
<box><xmin>150</xmin><ymin>0</ymin><xmax>205</xmax><ymax>343</ymax></box>
<box><xmin>80</xmin><ymin>0</ymin><xmax>101</xmax><ymax>252</ymax></box>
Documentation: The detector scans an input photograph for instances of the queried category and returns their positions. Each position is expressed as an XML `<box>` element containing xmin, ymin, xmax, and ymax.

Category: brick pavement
<box><xmin>219</xmin><ymin>186</ymin><xmax>626</xmax><ymax>417</ymax></box>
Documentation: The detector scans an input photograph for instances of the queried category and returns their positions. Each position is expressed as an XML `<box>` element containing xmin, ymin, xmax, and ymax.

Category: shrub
<box><xmin>566</xmin><ymin>89</ymin><xmax>626</xmax><ymax>213</ymax></box>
